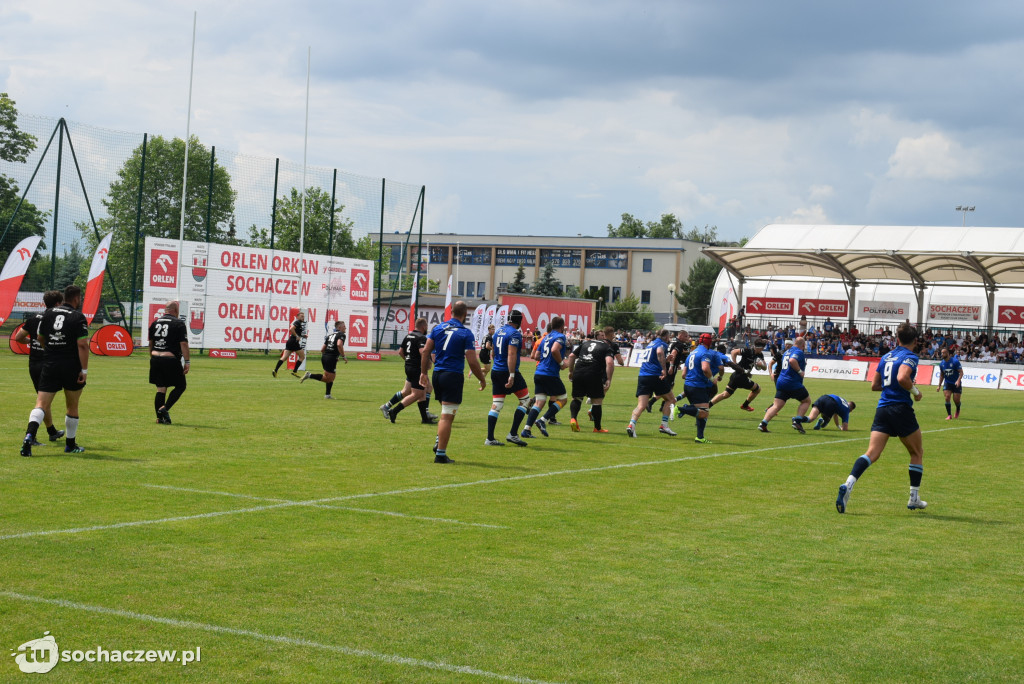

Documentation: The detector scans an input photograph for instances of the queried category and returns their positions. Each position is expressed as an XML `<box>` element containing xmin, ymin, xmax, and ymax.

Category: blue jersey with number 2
<box><xmin>877</xmin><ymin>347</ymin><xmax>919</xmax><ymax>407</ymax></box>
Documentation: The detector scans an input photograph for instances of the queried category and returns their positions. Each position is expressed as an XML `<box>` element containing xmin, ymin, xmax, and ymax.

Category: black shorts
<box><xmin>479</xmin><ymin>349</ymin><xmax>491</xmax><ymax>364</ymax></box>
<box><xmin>775</xmin><ymin>385</ymin><xmax>809</xmax><ymax>402</ymax></box>
<box><xmin>285</xmin><ymin>338</ymin><xmax>302</xmax><ymax>352</ymax></box>
<box><xmin>491</xmin><ymin>370</ymin><xmax>528</xmax><ymax>397</ymax></box>
<box><xmin>321</xmin><ymin>355</ymin><xmax>339</xmax><ymax>374</ymax></box>
<box><xmin>871</xmin><ymin>403</ymin><xmax>920</xmax><ymax>438</ymax></box>
<box><xmin>942</xmin><ymin>381</ymin><xmax>961</xmax><ymax>394</ymax></box>
<box><xmin>432</xmin><ymin>370</ymin><xmax>465</xmax><ymax>405</ymax></box>
<box><xmin>39</xmin><ymin>361</ymin><xmax>86</xmax><ymax>393</ymax></box>
<box><xmin>149</xmin><ymin>355</ymin><xmax>186</xmax><ymax>387</ymax></box>
<box><xmin>684</xmin><ymin>385</ymin><xmax>713</xmax><ymax>405</ymax></box>
<box><xmin>571</xmin><ymin>373</ymin><xmax>605</xmax><ymax>399</ymax></box>
<box><xmin>533</xmin><ymin>374</ymin><xmax>566</xmax><ymax>397</ymax></box>
<box><xmin>29</xmin><ymin>359</ymin><xmax>44</xmax><ymax>392</ymax></box>
<box><xmin>405</xmin><ymin>365</ymin><xmax>424</xmax><ymax>390</ymax></box>
<box><xmin>636</xmin><ymin>374</ymin><xmax>671</xmax><ymax>398</ymax></box>
<box><xmin>727</xmin><ymin>371</ymin><xmax>757</xmax><ymax>392</ymax></box>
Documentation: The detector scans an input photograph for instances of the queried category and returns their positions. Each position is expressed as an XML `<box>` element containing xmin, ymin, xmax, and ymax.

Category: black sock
<box><xmin>511</xmin><ymin>406</ymin><xmax>528</xmax><ymax>434</ymax></box>
<box><xmin>165</xmin><ymin>385</ymin><xmax>186</xmax><ymax>410</ymax></box>
<box><xmin>945</xmin><ymin>402</ymin><xmax>951</xmax><ymax>416</ymax></box>
<box><xmin>487</xmin><ymin>412</ymin><xmax>499</xmax><ymax>440</ymax></box>
<box><xmin>390</xmin><ymin>391</ymin><xmax>404</xmax><ymax>406</ymax></box>
<box><xmin>390</xmin><ymin>403</ymin><xmax>405</xmax><ymax>419</ymax></box>
<box><xmin>543</xmin><ymin>402</ymin><xmax>559</xmax><ymax>421</ymax></box>
<box><xmin>274</xmin><ymin>359</ymin><xmax>284</xmax><ymax>372</ymax></box>
<box><xmin>851</xmin><ymin>455</ymin><xmax>872</xmax><ymax>479</ymax></box>
<box><xmin>696</xmin><ymin>417</ymin><xmax>707</xmax><ymax>438</ymax></box>
<box><xmin>46</xmin><ymin>424</ymin><xmax>59</xmax><ymax>436</ymax></box>
<box><xmin>310</xmin><ymin>373</ymin><xmax>323</xmax><ymax>381</ymax></box>
<box><xmin>325</xmin><ymin>381</ymin><xmax>334</xmax><ymax>395</ymax></box>
<box><xmin>422</xmin><ymin>392</ymin><xmax>431</xmax><ymax>409</ymax></box>
<box><xmin>418</xmin><ymin>400</ymin><xmax>429</xmax><ymax>420</ymax></box>
<box><xmin>954</xmin><ymin>402</ymin><xmax>961</xmax><ymax>413</ymax></box>
<box><xmin>155</xmin><ymin>391</ymin><xmax>166</xmax><ymax>414</ymax></box>
<box><xmin>592</xmin><ymin>405</ymin><xmax>603</xmax><ymax>430</ymax></box>
<box><xmin>909</xmin><ymin>464</ymin><xmax>923</xmax><ymax>487</ymax></box>
<box><xmin>25</xmin><ymin>421</ymin><xmax>40</xmax><ymax>441</ymax></box>
<box><xmin>741</xmin><ymin>399</ymin><xmax>750</xmax><ymax>409</ymax></box>
<box><xmin>525</xmin><ymin>406</ymin><xmax>540</xmax><ymax>428</ymax></box>
<box><xmin>679</xmin><ymin>404</ymin><xmax>698</xmax><ymax>417</ymax></box>
<box><xmin>570</xmin><ymin>399</ymin><xmax>582</xmax><ymax>419</ymax></box>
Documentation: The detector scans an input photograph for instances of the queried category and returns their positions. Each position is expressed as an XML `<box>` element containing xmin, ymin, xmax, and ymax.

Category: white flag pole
<box><xmin>297</xmin><ymin>46</ymin><xmax>311</xmax><ymax>315</ymax></box>
<box><xmin>177</xmin><ymin>10</ymin><xmax>197</xmax><ymax>304</ymax></box>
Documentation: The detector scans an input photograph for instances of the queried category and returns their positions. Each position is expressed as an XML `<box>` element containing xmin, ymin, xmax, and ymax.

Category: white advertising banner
<box><xmin>857</xmin><ymin>300</ymin><xmax>911</xmax><ymax>320</ymax></box>
<box><xmin>959</xmin><ymin>366</ymin><xmax>1001</xmax><ymax>389</ymax></box>
<box><xmin>998</xmin><ymin>369</ymin><xmax>1024</xmax><ymax>391</ymax></box>
<box><xmin>142</xmin><ymin>238</ymin><xmax>375</xmax><ymax>350</ymax></box>
<box><xmin>927</xmin><ymin>302</ymin><xmax>983</xmax><ymax>322</ymax></box>
<box><xmin>804</xmin><ymin>359</ymin><xmax>869</xmax><ymax>380</ymax></box>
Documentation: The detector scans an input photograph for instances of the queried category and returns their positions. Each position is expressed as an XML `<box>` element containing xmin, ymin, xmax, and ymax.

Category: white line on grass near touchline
<box><xmin>2</xmin><ymin>419</ymin><xmax>1019</xmax><ymax>541</ymax></box>
<box><xmin>0</xmin><ymin>591</ymin><xmax>559</xmax><ymax>684</ymax></box>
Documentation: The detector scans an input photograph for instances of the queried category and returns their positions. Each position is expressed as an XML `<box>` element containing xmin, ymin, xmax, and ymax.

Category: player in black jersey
<box><xmin>20</xmin><ymin>285</ymin><xmax>90</xmax><ymax>456</ymax></box>
<box><xmin>15</xmin><ymin>290</ymin><xmax>65</xmax><ymax>444</ymax></box>
<box><xmin>710</xmin><ymin>339</ymin><xmax>767</xmax><ymax>412</ymax></box>
<box><xmin>148</xmin><ymin>300</ymin><xmax>191</xmax><ymax>424</ymax></box>
<box><xmin>768</xmin><ymin>342</ymin><xmax>784</xmax><ymax>385</ymax></box>
<box><xmin>566</xmin><ymin>330</ymin><xmax>615</xmax><ymax>432</ymax></box>
<box><xmin>273</xmin><ymin>310</ymin><xmax>307</xmax><ymax>377</ymax></box>
<box><xmin>659</xmin><ymin>330</ymin><xmax>691</xmax><ymax>413</ymax></box>
<box><xmin>301</xmin><ymin>321</ymin><xmax>347</xmax><ymax>398</ymax></box>
<box><xmin>379</xmin><ymin>318</ymin><xmax>437</xmax><ymax>423</ymax></box>
<box><xmin>479</xmin><ymin>324</ymin><xmax>495</xmax><ymax>373</ymax></box>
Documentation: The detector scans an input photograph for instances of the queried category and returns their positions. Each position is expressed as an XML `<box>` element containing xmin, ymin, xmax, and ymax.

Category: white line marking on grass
<box><xmin>0</xmin><ymin>590</ymin><xmax>558</xmax><ymax>684</ymax></box>
<box><xmin>142</xmin><ymin>484</ymin><xmax>508</xmax><ymax>529</ymax></box>
<box><xmin>5</xmin><ymin>420</ymin><xmax>1020</xmax><ymax>541</ymax></box>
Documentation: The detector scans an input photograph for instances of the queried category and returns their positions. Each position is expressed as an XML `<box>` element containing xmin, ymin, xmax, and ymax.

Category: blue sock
<box><xmin>945</xmin><ymin>402</ymin><xmax>951</xmax><ymax>416</ymax></box>
<box><xmin>696</xmin><ymin>417</ymin><xmax>707</xmax><ymax>438</ymax></box>
<box><xmin>525</xmin><ymin>407</ymin><xmax>540</xmax><ymax>428</ymax></box>
<box><xmin>511</xmin><ymin>406</ymin><xmax>528</xmax><ymax>434</ymax></box>
<box><xmin>661</xmin><ymin>414</ymin><xmax>669</xmax><ymax>427</ymax></box>
<box><xmin>851</xmin><ymin>455</ymin><xmax>872</xmax><ymax>479</ymax></box>
<box><xmin>679</xmin><ymin>404</ymin><xmax>698</xmax><ymax>417</ymax></box>
<box><xmin>487</xmin><ymin>411</ymin><xmax>499</xmax><ymax>440</ymax></box>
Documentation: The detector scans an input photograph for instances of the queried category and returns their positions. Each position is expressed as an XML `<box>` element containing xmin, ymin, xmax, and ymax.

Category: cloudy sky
<box><xmin>3</xmin><ymin>0</ymin><xmax>1023</xmax><ymax>242</ymax></box>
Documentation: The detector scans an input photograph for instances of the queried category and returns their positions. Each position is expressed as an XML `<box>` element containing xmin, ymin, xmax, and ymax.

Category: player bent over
<box><xmin>149</xmin><ymin>300</ymin><xmax>191</xmax><ymax>424</ymax></box>
<box><xmin>936</xmin><ymin>346</ymin><xmax>963</xmax><ymax>419</ymax></box>
<box><xmin>420</xmin><ymin>301</ymin><xmax>487</xmax><ymax>464</ymax></box>
<box><xmin>485</xmin><ymin>309</ymin><xmax>531</xmax><ymax>446</ymax></box>
<box><xmin>806</xmin><ymin>394</ymin><xmax>856</xmax><ymax>431</ymax></box>
<box><xmin>836</xmin><ymin>322</ymin><xmax>927</xmax><ymax>513</ymax></box>
<box><xmin>380</xmin><ymin>318</ymin><xmax>436</xmax><ymax>423</ymax></box>
<box><xmin>16</xmin><ymin>290</ymin><xmax>65</xmax><ymax>444</ymax></box>
<box><xmin>20</xmin><ymin>285</ymin><xmax>89</xmax><ymax>456</ymax></box>
<box><xmin>302</xmin><ymin>321</ymin><xmax>347</xmax><ymax>398</ymax></box>
<box><xmin>567</xmin><ymin>330</ymin><xmax>615</xmax><ymax>433</ymax></box>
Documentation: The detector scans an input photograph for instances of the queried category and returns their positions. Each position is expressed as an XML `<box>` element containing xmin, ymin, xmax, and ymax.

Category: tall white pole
<box><xmin>177</xmin><ymin>11</ymin><xmax>197</xmax><ymax>304</ymax></box>
<box><xmin>298</xmin><ymin>46</ymin><xmax>310</xmax><ymax>314</ymax></box>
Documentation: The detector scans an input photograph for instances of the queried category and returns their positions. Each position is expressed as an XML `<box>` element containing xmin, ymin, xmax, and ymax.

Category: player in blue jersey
<box><xmin>758</xmin><ymin>336</ymin><xmax>811</xmax><ymax>433</ymax></box>
<box><xmin>836</xmin><ymin>322</ymin><xmax>927</xmax><ymax>513</ymax></box>
<box><xmin>627</xmin><ymin>329</ymin><xmax>679</xmax><ymax>438</ymax></box>
<box><xmin>806</xmin><ymin>394</ymin><xmax>856</xmax><ymax>431</ymax></box>
<box><xmin>935</xmin><ymin>346</ymin><xmax>963</xmax><ymax>419</ymax></box>
<box><xmin>485</xmin><ymin>309</ymin><xmax>531</xmax><ymax>447</ymax></box>
<box><xmin>419</xmin><ymin>301</ymin><xmax>487</xmax><ymax>464</ymax></box>
<box><xmin>521</xmin><ymin>317</ymin><xmax>569</xmax><ymax>438</ymax></box>
<box><xmin>677</xmin><ymin>333</ymin><xmax>741</xmax><ymax>443</ymax></box>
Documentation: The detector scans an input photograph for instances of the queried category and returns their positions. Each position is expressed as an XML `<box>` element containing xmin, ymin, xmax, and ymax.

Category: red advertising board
<box><xmin>89</xmin><ymin>325</ymin><xmax>134</xmax><ymax>357</ymax></box>
<box><xmin>208</xmin><ymin>349</ymin><xmax>238</xmax><ymax>358</ymax></box>
<box><xmin>797</xmin><ymin>299</ymin><xmax>848</xmax><ymax>317</ymax></box>
<box><xmin>745</xmin><ymin>297</ymin><xmax>794</xmax><ymax>316</ymax></box>
<box><xmin>997</xmin><ymin>306</ymin><xmax>1024</xmax><ymax>325</ymax></box>
<box><xmin>356</xmin><ymin>351</ymin><xmax>381</xmax><ymax>361</ymax></box>
<box><xmin>498</xmin><ymin>294</ymin><xmax>596</xmax><ymax>335</ymax></box>
<box><xmin>149</xmin><ymin>249</ymin><xmax>178</xmax><ymax>288</ymax></box>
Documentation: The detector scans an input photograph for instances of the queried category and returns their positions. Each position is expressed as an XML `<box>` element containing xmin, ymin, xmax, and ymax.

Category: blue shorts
<box><xmin>637</xmin><ymin>374</ymin><xmax>672</xmax><ymax>398</ymax></box>
<box><xmin>775</xmin><ymin>385</ymin><xmax>809</xmax><ymax>402</ymax></box>
<box><xmin>432</xmin><ymin>370</ymin><xmax>465</xmax><ymax>405</ymax></box>
<box><xmin>871</xmin><ymin>403</ymin><xmax>920</xmax><ymax>438</ymax></box>
<box><xmin>533</xmin><ymin>374</ymin><xmax>566</xmax><ymax>397</ymax></box>
<box><xmin>684</xmin><ymin>385</ymin><xmax>712</xmax><ymax>405</ymax></box>
<box><xmin>943</xmin><ymin>381</ymin><xmax>961</xmax><ymax>393</ymax></box>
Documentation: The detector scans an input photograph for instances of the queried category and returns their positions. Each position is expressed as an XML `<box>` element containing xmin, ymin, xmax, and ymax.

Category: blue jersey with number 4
<box><xmin>491</xmin><ymin>324</ymin><xmax>523</xmax><ymax>373</ymax></box>
<box><xmin>536</xmin><ymin>331</ymin><xmax>567</xmax><ymax>377</ymax></box>
<box><xmin>877</xmin><ymin>347</ymin><xmax>919</xmax><ymax>407</ymax></box>
<box><xmin>638</xmin><ymin>337</ymin><xmax>668</xmax><ymax>377</ymax></box>
<box><xmin>429</xmin><ymin>318</ymin><xmax>476</xmax><ymax>373</ymax></box>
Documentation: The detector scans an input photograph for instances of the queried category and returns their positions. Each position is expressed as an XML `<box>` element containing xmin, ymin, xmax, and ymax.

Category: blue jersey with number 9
<box><xmin>876</xmin><ymin>347</ymin><xmax>918</xmax><ymax>407</ymax></box>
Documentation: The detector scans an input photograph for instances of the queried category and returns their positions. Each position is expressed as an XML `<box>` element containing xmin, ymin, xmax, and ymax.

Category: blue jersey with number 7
<box><xmin>428</xmin><ymin>318</ymin><xmax>476</xmax><ymax>373</ymax></box>
<box><xmin>876</xmin><ymin>347</ymin><xmax>918</xmax><ymax>407</ymax></box>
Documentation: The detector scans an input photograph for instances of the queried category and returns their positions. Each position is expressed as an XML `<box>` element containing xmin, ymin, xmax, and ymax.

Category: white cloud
<box><xmin>887</xmin><ymin>132</ymin><xmax>981</xmax><ymax>180</ymax></box>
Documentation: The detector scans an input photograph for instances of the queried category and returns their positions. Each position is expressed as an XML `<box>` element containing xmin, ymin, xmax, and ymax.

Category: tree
<box><xmin>507</xmin><ymin>263</ymin><xmax>529</xmax><ymax>293</ymax></box>
<box><xmin>646</xmin><ymin>213</ymin><xmax>684</xmax><ymax>239</ymax></box>
<box><xmin>681</xmin><ymin>224</ymin><xmax>719</xmax><ymax>244</ymax></box>
<box><xmin>53</xmin><ymin>242</ymin><xmax>85</xmax><ymax>290</ymax></box>
<box><xmin>248</xmin><ymin>186</ymin><xmax>361</xmax><ymax>258</ymax></box>
<box><xmin>532</xmin><ymin>262</ymin><xmax>562</xmax><ymax>296</ymax></box>
<box><xmin>675</xmin><ymin>258</ymin><xmax>722</xmax><ymax>324</ymax></box>
<box><xmin>0</xmin><ymin>93</ymin><xmax>48</xmax><ymax>265</ymax></box>
<box><xmin>606</xmin><ymin>212</ymin><xmax>647</xmax><ymax>238</ymax></box>
<box><xmin>83</xmin><ymin>134</ymin><xmax>237</xmax><ymax>301</ymax></box>
<box><xmin>599</xmin><ymin>292</ymin><xmax>655</xmax><ymax>330</ymax></box>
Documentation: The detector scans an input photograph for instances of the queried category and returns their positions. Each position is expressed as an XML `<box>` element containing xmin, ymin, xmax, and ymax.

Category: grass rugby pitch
<box><xmin>2</xmin><ymin>352</ymin><xmax>1023</xmax><ymax>682</ymax></box>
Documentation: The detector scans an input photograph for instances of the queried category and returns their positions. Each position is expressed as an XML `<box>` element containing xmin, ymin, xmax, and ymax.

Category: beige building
<box><xmin>375</xmin><ymin>233</ymin><xmax>709</xmax><ymax>319</ymax></box>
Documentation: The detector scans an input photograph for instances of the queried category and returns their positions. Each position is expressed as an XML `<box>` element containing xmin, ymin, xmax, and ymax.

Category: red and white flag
<box><xmin>0</xmin><ymin>235</ymin><xmax>42</xmax><ymax>326</ymax></box>
<box><xmin>408</xmin><ymin>276</ymin><xmax>418</xmax><ymax>331</ymax></box>
<box><xmin>443</xmin><ymin>274</ymin><xmax>454</xmax><ymax>320</ymax></box>
<box><xmin>82</xmin><ymin>233</ymin><xmax>113</xmax><ymax>325</ymax></box>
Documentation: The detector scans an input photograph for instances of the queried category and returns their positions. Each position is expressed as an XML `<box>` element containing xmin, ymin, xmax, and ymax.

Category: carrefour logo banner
<box><xmin>960</xmin><ymin>367</ymin><xmax>1000</xmax><ymax>389</ymax></box>
<box><xmin>142</xmin><ymin>238</ymin><xmax>374</xmax><ymax>350</ymax></box>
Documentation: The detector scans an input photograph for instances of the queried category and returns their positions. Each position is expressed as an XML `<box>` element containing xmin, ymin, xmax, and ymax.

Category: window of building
<box><xmin>612</xmin><ymin>287</ymin><xmax>621</xmax><ymax>303</ymax></box>
<box><xmin>458</xmin><ymin>281</ymin><xmax>465</xmax><ymax>297</ymax></box>
<box><xmin>478</xmin><ymin>281</ymin><xmax>486</xmax><ymax>298</ymax></box>
<box><xmin>539</xmin><ymin>248</ymin><xmax>582</xmax><ymax>268</ymax></box>
<box><xmin>429</xmin><ymin>246</ymin><xmax>449</xmax><ymax>264</ymax></box>
<box><xmin>455</xmin><ymin>246</ymin><xmax>491</xmax><ymax>265</ymax></box>
<box><xmin>585</xmin><ymin>250</ymin><xmax>628</xmax><ymax>269</ymax></box>
<box><xmin>495</xmin><ymin>248</ymin><xmax>536</xmax><ymax>266</ymax></box>
<box><xmin>642</xmin><ymin>258</ymin><xmax>653</xmax><ymax>272</ymax></box>
<box><xmin>466</xmin><ymin>281</ymin><xmax>475</xmax><ymax>298</ymax></box>
<box><xmin>641</xmin><ymin>290</ymin><xmax>651</xmax><ymax>305</ymax></box>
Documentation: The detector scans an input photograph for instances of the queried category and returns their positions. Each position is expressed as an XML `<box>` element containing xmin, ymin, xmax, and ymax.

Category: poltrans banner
<box><xmin>497</xmin><ymin>294</ymin><xmax>596</xmax><ymax>336</ymax></box>
<box><xmin>142</xmin><ymin>238</ymin><xmax>374</xmax><ymax>351</ymax></box>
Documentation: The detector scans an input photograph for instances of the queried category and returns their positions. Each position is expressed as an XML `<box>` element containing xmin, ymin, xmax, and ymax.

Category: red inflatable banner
<box><xmin>89</xmin><ymin>325</ymin><xmax>134</xmax><ymax>357</ymax></box>
<box><xmin>9</xmin><ymin>324</ymin><xmax>30</xmax><ymax>355</ymax></box>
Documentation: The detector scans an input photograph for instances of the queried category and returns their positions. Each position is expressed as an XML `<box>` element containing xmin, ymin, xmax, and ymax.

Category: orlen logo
<box><xmin>16</xmin><ymin>246</ymin><xmax>32</xmax><ymax>260</ymax></box>
<box><xmin>348</xmin><ymin>315</ymin><xmax>369</xmax><ymax>346</ymax></box>
<box><xmin>149</xmin><ymin>303</ymin><xmax>166</xmax><ymax>322</ymax></box>
<box><xmin>350</xmin><ymin>269</ymin><xmax>370</xmax><ymax>301</ymax></box>
<box><xmin>150</xmin><ymin>250</ymin><xmax>178</xmax><ymax>288</ymax></box>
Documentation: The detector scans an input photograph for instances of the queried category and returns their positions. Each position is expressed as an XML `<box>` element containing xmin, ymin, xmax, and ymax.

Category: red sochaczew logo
<box><xmin>150</xmin><ymin>250</ymin><xmax>178</xmax><ymax>288</ymax></box>
<box><xmin>348</xmin><ymin>315</ymin><xmax>369</xmax><ymax>347</ymax></box>
<box><xmin>350</xmin><ymin>269</ymin><xmax>370</xmax><ymax>301</ymax></box>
